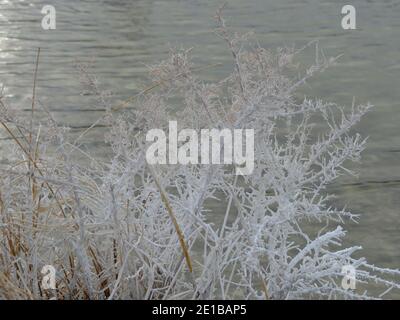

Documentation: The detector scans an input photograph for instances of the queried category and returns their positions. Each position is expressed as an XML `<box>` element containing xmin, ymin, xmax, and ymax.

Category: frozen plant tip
<box><xmin>0</xmin><ymin>10</ymin><xmax>399</xmax><ymax>300</ymax></box>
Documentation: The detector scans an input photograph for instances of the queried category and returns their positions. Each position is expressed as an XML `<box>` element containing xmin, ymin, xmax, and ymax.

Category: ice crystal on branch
<box><xmin>0</xmin><ymin>10</ymin><xmax>399</xmax><ymax>299</ymax></box>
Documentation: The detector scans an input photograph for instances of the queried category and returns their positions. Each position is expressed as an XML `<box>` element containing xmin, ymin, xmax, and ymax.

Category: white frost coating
<box><xmin>0</xmin><ymin>8</ymin><xmax>398</xmax><ymax>300</ymax></box>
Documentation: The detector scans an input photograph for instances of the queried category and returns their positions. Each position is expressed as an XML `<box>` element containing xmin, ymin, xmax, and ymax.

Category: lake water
<box><xmin>0</xmin><ymin>0</ymin><xmax>399</xmax><ymax>297</ymax></box>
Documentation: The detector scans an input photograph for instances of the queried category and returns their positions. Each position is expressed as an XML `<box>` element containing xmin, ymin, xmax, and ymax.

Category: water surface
<box><xmin>0</xmin><ymin>0</ymin><xmax>399</xmax><ymax>297</ymax></box>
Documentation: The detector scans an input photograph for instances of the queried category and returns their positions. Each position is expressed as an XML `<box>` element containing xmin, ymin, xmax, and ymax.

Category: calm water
<box><xmin>0</xmin><ymin>0</ymin><xmax>399</xmax><ymax>296</ymax></box>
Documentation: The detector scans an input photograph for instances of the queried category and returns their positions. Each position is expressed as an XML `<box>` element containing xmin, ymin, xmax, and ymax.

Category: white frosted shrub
<box><xmin>0</xmin><ymin>11</ymin><xmax>399</xmax><ymax>299</ymax></box>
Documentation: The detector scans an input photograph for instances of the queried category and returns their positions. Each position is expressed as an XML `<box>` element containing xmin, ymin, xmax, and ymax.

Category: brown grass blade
<box><xmin>147</xmin><ymin>164</ymin><xmax>193</xmax><ymax>273</ymax></box>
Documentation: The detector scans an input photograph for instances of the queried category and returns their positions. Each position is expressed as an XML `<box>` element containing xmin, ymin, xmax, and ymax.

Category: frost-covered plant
<box><xmin>0</xmin><ymin>9</ymin><xmax>399</xmax><ymax>300</ymax></box>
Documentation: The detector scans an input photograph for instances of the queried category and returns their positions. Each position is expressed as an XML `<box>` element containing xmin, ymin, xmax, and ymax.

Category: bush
<box><xmin>0</xmin><ymin>10</ymin><xmax>399</xmax><ymax>299</ymax></box>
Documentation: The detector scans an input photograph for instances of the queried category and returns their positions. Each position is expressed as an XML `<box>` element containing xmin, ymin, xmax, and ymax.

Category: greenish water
<box><xmin>0</xmin><ymin>0</ymin><xmax>399</xmax><ymax>297</ymax></box>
